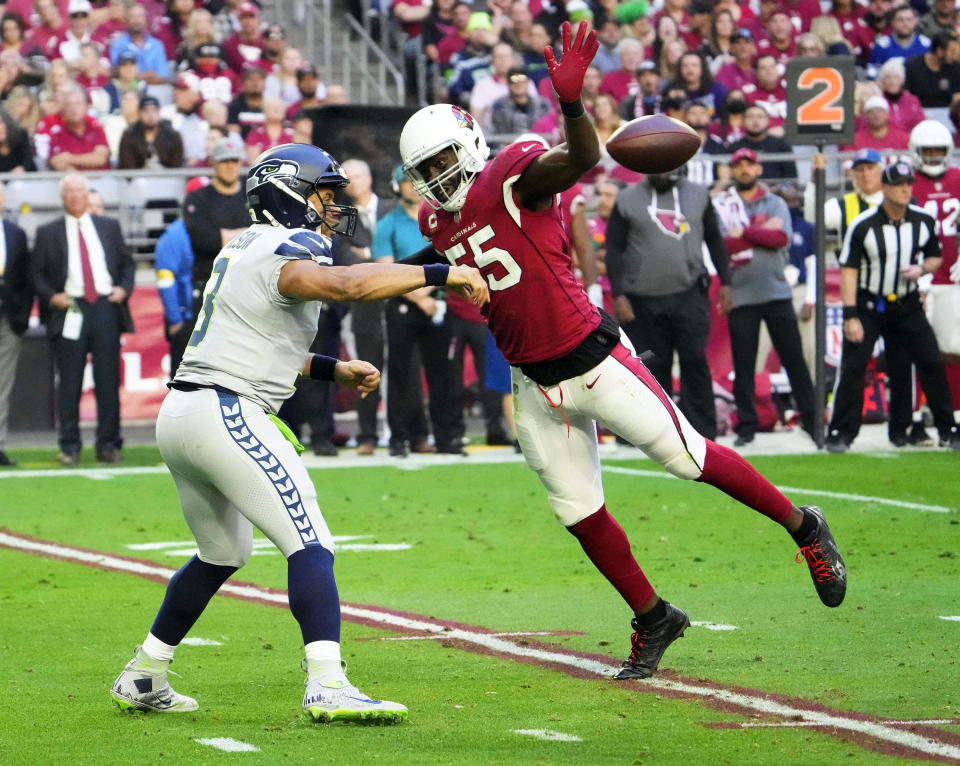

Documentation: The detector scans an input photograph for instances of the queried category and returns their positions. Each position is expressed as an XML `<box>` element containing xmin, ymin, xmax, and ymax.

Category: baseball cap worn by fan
<box><xmin>68</xmin><ymin>0</ymin><xmax>92</xmax><ymax>14</ymax></box>
<box><xmin>731</xmin><ymin>147</ymin><xmax>758</xmax><ymax>165</ymax></box>
<box><xmin>614</xmin><ymin>0</ymin><xmax>649</xmax><ymax>24</ymax></box>
<box><xmin>117</xmin><ymin>50</ymin><xmax>138</xmax><ymax>65</ymax></box>
<box><xmin>212</xmin><ymin>134</ymin><xmax>245</xmax><ymax>164</ymax></box>
<box><xmin>864</xmin><ymin>95</ymin><xmax>890</xmax><ymax>113</ymax></box>
<box><xmin>882</xmin><ymin>162</ymin><xmax>916</xmax><ymax>185</ymax></box>
<box><xmin>139</xmin><ymin>95</ymin><xmax>160</xmax><ymax>110</ymax></box>
<box><xmin>238</xmin><ymin>1</ymin><xmax>259</xmax><ymax>17</ymax></box>
<box><xmin>731</xmin><ymin>28</ymin><xmax>753</xmax><ymax>43</ymax></box>
<box><xmin>851</xmin><ymin>148</ymin><xmax>882</xmax><ymax>168</ymax></box>
<box><xmin>466</xmin><ymin>12</ymin><xmax>493</xmax><ymax>33</ymax></box>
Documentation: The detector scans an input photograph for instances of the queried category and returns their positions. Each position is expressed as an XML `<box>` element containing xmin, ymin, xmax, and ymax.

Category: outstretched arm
<box><xmin>277</xmin><ymin>260</ymin><xmax>490</xmax><ymax>306</ymax></box>
<box><xmin>513</xmin><ymin>21</ymin><xmax>600</xmax><ymax>210</ymax></box>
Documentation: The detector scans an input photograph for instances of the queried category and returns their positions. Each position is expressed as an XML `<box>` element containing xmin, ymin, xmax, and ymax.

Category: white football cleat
<box><xmin>303</xmin><ymin>675</ymin><xmax>407</xmax><ymax>724</ymax></box>
<box><xmin>110</xmin><ymin>646</ymin><xmax>198</xmax><ymax>713</ymax></box>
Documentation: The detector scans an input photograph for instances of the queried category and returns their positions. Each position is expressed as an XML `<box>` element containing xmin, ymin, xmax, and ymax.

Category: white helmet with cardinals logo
<box><xmin>399</xmin><ymin>104</ymin><xmax>490</xmax><ymax>212</ymax></box>
<box><xmin>908</xmin><ymin>120</ymin><xmax>953</xmax><ymax>179</ymax></box>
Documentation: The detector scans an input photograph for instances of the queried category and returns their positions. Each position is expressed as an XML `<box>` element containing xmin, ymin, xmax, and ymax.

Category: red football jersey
<box><xmin>419</xmin><ymin>142</ymin><xmax>601</xmax><ymax>366</ymax></box>
<box><xmin>913</xmin><ymin>167</ymin><xmax>960</xmax><ymax>286</ymax></box>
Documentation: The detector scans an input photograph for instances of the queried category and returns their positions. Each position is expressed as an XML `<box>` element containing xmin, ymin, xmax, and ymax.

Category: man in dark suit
<box><xmin>0</xmin><ymin>184</ymin><xmax>31</xmax><ymax>466</ymax></box>
<box><xmin>32</xmin><ymin>173</ymin><xmax>135</xmax><ymax>466</ymax></box>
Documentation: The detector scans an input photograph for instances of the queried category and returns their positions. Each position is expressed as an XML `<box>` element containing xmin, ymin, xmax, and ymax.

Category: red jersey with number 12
<box><xmin>912</xmin><ymin>167</ymin><xmax>960</xmax><ymax>286</ymax></box>
<box><xmin>419</xmin><ymin>142</ymin><xmax>601</xmax><ymax>365</ymax></box>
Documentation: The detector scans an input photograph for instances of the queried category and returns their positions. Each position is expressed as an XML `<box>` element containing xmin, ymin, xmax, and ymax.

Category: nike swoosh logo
<box><xmin>586</xmin><ymin>375</ymin><xmax>601</xmax><ymax>389</ymax></box>
<box><xmin>346</xmin><ymin>696</ymin><xmax>381</xmax><ymax>704</ymax></box>
<box><xmin>521</xmin><ymin>144</ymin><xmax>535</xmax><ymax>152</ymax></box>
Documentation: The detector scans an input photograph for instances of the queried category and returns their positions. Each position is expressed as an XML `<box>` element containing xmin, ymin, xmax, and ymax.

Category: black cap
<box><xmin>689</xmin><ymin>0</ymin><xmax>713</xmax><ymax>14</ymax></box>
<box><xmin>882</xmin><ymin>161</ymin><xmax>917</xmax><ymax>185</ymax></box>
<box><xmin>731</xmin><ymin>28</ymin><xmax>753</xmax><ymax>43</ymax></box>
<box><xmin>139</xmin><ymin>95</ymin><xmax>160</xmax><ymax>109</ymax></box>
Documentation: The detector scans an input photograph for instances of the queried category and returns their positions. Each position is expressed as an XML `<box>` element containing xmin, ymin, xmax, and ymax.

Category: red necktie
<box><xmin>78</xmin><ymin>225</ymin><xmax>99</xmax><ymax>304</ymax></box>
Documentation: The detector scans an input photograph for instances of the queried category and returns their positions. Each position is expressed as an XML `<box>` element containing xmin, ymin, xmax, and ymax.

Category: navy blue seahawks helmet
<box><xmin>246</xmin><ymin>143</ymin><xmax>358</xmax><ymax>235</ymax></box>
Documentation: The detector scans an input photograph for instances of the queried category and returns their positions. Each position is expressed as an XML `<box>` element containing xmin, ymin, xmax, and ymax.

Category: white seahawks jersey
<box><xmin>176</xmin><ymin>223</ymin><xmax>333</xmax><ymax>413</ymax></box>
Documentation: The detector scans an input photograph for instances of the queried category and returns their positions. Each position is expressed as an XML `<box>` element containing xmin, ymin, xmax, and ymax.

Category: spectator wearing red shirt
<box><xmin>745</xmin><ymin>54</ymin><xmax>787</xmax><ymax>135</ymax></box>
<box><xmin>746</xmin><ymin>0</ymin><xmax>779</xmax><ymax>42</ymax></box>
<box><xmin>244</xmin><ymin>97</ymin><xmax>293</xmax><ymax>164</ymax></box>
<box><xmin>828</xmin><ymin>0</ymin><xmax>875</xmax><ymax>62</ymax></box>
<box><xmin>876</xmin><ymin>58</ymin><xmax>927</xmax><ymax>133</ymax></box>
<box><xmin>653</xmin><ymin>0</ymin><xmax>691</xmax><ymax>44</ymax></box>
<box><xmin>434</xmin><ymin>1</ymin><xmax>471</xmax><ymax>70</ymax></box>
<box><xmin>682</xmin><ymin>0</ymin><xmax>713</xmax><ymax>52</ymax></box>
<box><xmin>152</xmin><ymin>0</ymin><xmax>193</xmax><ymax>60</ymax></box>
<box><xmin>841</xmin><ymin>96</ymin><xmax>909</xmax><ymax>152</ymax></box>
<box><xmin>223</xmin><ymin>2</ymin><xmax>264</xmax><ymax>74</ymax></box>
<box><xmin>2</xmin><ymin>11</ymin><xmax>47</xmax><ymax>80</ymax></box>
<box><xmin>285</xmin><ymin>62</ymin><xmax>323</xmax><ymax>121</ymax></box>
<box><xmin>75</xmin><ymin>41</ymin><xmax>110</xmax><ymax>114</ymax></box>
<box><xmin>600</xmin><ymin>38</ymin><xmax>644</xmax><ymax>104</ymax></box>
<box><xmin>780</xmin><ymin>0</ymin><xmax>821</xmax><ymax>34</ymax></box>
<box><xmin>25</xmin><ymin>0</ymin><xmax>67</xmax><ymax>58</ymax></box>
<box><xmin>756</xmin><ymin>9</ymin><xmax>796</xmax><ymax>67</ymax></box>
<box><xmin>715</xmin><ymin>29</ymin><xmax>758</xmax><ymax>94</ymax></box>
<box><xmin>392</xmin><ymin>0</ymin><xmax>431</xmax><ymax>41</ymax></box>
<box><xmin>186</xmin><ymin>44</ymin><xmax>239</xmax><ymax>104</ymax></box>
<box><xmin>864</xmin><ymin>0</ymin><xmax>894</xmax><ymax>35</ymax></box>
<box><xmin>46</xmin><ymin>86</ymin><xmax>110</xmax><ymax>171</ymax></box>
<box><xmin>50</xmin><ymin>0</ymin><xmax>99</xmax><ymax>64</ymax></box>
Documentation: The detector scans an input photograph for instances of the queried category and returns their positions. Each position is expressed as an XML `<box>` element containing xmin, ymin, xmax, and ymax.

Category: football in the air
<box><xmin>606</xmin><ymin>114</ymin><xmax>702</xmax><ymax>174</ymax></box>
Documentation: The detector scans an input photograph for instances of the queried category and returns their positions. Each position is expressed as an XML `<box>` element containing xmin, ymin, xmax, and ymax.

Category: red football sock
<box><xmin>696</xmin><ymin>440</ymin><xmax>793</xmax><ymax>524</ymax></box>
<box><xmin>567</xmin><ymin>506</ymin><xmax>655</xmax><ymax>613</ymax></box>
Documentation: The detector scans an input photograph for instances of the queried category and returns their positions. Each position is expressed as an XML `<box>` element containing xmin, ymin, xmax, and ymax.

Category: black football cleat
<box><xmin>614</xmin><ymin>603</ymin><xmax>690</xmax><ymax>680</ymax></box>
<box><xmin>795</xmin><ymin>505</ymin><xmax>847</xmax><ymax>607</ymax></box>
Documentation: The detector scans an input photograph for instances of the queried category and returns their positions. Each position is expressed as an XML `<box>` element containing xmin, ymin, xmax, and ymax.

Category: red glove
<box><xmin>544</xmin><ymin>20</ymin><xmax>599</xmax><ymax>104</ymax></box>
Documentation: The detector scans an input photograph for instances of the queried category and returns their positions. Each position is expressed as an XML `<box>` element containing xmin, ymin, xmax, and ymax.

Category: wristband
<box><xmin>423</xmin><ymin>263</ymin><xmax>449</xmax><ymax>286</ymax></box>
<box><xmin>560</xmin><ymin>99</ymin><xmax>585</xmax><ymax>118</ymax></box>
<box><xmin>842</xmin><ymin>306</ymin><xmax>858</xmax><ymax>321</ymax></box>
<box><xmin>309</xmin><ymin>354</ymin><xmax>338</xmax><ymax>381</ymax></box>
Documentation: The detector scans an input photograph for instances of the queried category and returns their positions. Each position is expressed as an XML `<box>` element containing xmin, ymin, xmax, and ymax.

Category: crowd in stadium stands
<box><xmin>0</xmin><ymin>0</ymin><xmax>950</xmax><ymax>175</ymax></box>
<box><xmin>0</xmin><ymin>0</ymin><xmax>336</xmax><ymax>174</ymax></box>
<box><xmin>1</xmin><ymin>0</ymin><xmax>960</xmax><ymax>463</ymax></box>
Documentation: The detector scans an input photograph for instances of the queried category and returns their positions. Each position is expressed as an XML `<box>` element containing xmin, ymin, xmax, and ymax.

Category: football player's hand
<box><xmin>544</xmin><ymin>21</ymin><xmax>599</xmax><ymax>104</ymax></box>
<box><xmin>446</xmin><ymin>265</ymin><xmax>490</xmax><ymax>307</ymax></box>
<box><xmin>334</xmin><ymin>359</ymin><xmax>381</xmax><ymax>398</ymax></box>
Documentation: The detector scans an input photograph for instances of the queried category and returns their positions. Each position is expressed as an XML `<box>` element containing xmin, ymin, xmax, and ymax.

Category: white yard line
<box><xmin>194</xmin><ymin>738</ymin><xmax>259</xmax><ymax>753</ymax></box>
<box><xmin>602</xmin><ymin>466</ymin><xmax>953</xmax><ymax>513</ymax></box>
<box><xmin>3</xmin><ymin>530</ymin><xmax>959</xmax><ymax>763</ymax></box>
<box><xmin>1</xmin><ymin>458</ymin><xmax>952</xmax><ymax>513</ymax></box>
<box><xmin>512</xmin><ymin>729</ymin><xmax>582</xmax><ymax>742</ymax></box>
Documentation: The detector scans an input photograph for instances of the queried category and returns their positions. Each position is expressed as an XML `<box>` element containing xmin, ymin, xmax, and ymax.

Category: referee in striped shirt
<box><xmin>827</xmin><ymin>161</ymin><xmax>960</xmax><ymax>452</ymax></box>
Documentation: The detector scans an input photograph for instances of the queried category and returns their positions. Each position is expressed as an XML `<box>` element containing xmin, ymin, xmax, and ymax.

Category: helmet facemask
<box><xmin>916</xmin><ymin>147</ymin><xmax>950</xmax><ymax>178</ymax></box>
<box><xmin>404</xmin><ymin>141</ymin><xmax>481</xmax><ymax>213</ymax></box>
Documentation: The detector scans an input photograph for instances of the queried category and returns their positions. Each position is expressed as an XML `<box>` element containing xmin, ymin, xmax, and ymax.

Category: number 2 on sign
<box><xmin>796</xmin><ymin>67</ymin><xmax>844</xmax><ymax>125</ymax></box>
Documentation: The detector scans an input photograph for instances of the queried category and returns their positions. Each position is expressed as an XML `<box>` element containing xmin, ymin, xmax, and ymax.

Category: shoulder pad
<box><xmin>275</xmin><ymin>230</ymin><xmax>333</xmax><ymax>264</ymax></box>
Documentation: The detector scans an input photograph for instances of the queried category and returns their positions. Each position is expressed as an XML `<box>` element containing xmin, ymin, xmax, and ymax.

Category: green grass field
<box><xmin>1</xmin><ymin>446</ymin><xmax>958</xmax><ymax>765</ymax></box>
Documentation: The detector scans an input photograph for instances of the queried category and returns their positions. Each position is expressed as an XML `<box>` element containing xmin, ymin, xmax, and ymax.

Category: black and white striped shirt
<box><xmin>840</xmin><ymin>203</ymin><xmax>940</xmax><ymax>298</ymax></box>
